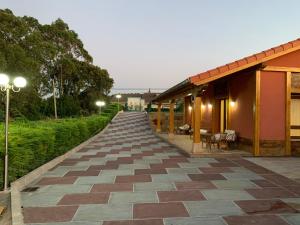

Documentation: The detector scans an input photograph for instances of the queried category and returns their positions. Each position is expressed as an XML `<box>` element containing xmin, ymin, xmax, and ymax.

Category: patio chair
<box><xmin>223</xmin><ymin>129</ymin><xmax>237</xmax><ymax>149</ymax></box>
<box><xmin>177</xmin><ymin>124</ymin><xmax>191</xmax><ymax>135</ymax></box>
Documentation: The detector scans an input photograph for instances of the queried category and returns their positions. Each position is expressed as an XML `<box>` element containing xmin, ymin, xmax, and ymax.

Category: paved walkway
<box><xmin>21</xmin><ymin>112</ymin><xmax>300</xmax><ymax>225</ymax></box>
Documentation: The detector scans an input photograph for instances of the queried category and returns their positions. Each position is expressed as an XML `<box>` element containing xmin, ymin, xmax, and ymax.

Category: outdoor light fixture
<box><xmin>116</xmin><ymin>94</ymin><xmax>122</xmax><ymax>111</ymax></box>
<box><xmin>0</xmin><ymin>73</ymin><xmax>27</xmax><ymax>191</ymax></box>
<box><xmin>208</xmin><ymin>103</ymin><xmax>213</xmax><ymax>109</ymax></box>
<box><xmin>187</xmin><ymin>93</ymin><xmax>192</xmax><ymax>96</ymax></box>
<box><xmin>95</xmin><ymin>100</ymin><xmax>106</xmax><ymax>114</ymax></box>
<box><xmin>230</xmin><ymin>101</ymin><xmax>236</xmax><ymax>107</ymax></box>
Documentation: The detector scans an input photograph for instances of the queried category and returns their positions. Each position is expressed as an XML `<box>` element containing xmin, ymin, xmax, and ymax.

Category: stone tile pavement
<box><xmin>20</xmin><ymin>112</ymin><xmax>300</xmax><ymax>225</ymax></box>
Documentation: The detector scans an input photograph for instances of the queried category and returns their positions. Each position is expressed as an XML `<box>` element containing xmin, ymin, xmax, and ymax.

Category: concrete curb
<box><xmin>10</xmin><ymin>111</ymin><xmax>122</xmax><ymax>225</ymax></box>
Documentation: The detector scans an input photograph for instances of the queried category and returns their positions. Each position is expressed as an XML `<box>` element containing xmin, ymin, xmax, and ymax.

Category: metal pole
<box><xmin>117</xmin><ymin>98</ymin><xmax>119</xmax><ymax>111</ymax></box>
<box><xmin>53</xmin><ymin>79</ymin><xmax>57</xmax><ymax>119</ymax></box>
<box><xmin>99</xmin><ymin>106</ymin><xmax>101</xmax><ymax>115</ymax></box>
<box><xmin>3</xmin><ymin>88</ymin><xmax>10</xmax><ymax>191</ymax></box>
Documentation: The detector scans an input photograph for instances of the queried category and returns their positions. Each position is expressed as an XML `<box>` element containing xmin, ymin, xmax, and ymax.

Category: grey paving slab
<box><xmin>100</xmin><ymin>169</ymin><xmax>134</xmax><ymax>176</ymax></box>
<box><xmin>282</xmin><ymin>214</ymin><xmax>300</xmax><ymax>225</ymax></box>
<box><xmin>187</xmin><ymin>158</ymin><xmax>218</xmax><ymax>163</ymax></box>
<box><xmin>21</xmin><ymin>192</ymin><xmax>64</xmax><ymax>207</ymax></box>
<box><xmin>202</xmin><ymin>189</ymin><xmax>255</xmax><ymax>200</ymax></box>
<box><xmin>37</xmin><ymin>184</ymin><xmax>92</xmax><ymax>194</ymax></box>
<box><xmin>151</xmin><ymin>174</ymin><xmax>191</xmax><ymax>182</ymax></box>
<box><xmin>134</xmin><ymin>182</ymin><xmax>176</xmax><ymax>191</ymax></box>
<box><xmin>109</xmin><ymin>191</ymin><xmax>158</xmax><ymax>204</ymax></box>
<box><xmin>212</xmin><ymin>180</ymin><xmax>258</xmax><ymax>190</ymax></box>
<box><xmin>184</xmin><ymin>200</ymin><xmax>243</xmax><ymax>216</ymax></box>
<box><xmin>179</xmin><ymin>162</ymin><xmax>210</xmax><ymax>168</ymax></box>
<box><xmin>118</xmin><ymin>164</ymin><xmax>150</xmax><ymax>169</ymax></box>
<box><xmin>73</xmin><ymin>204</ymin><xmax>132</xmax><ymax>221</ymax></box>
<box><xmin>75</xmin><ymin>176</ymin><xmax>116</xmax><ymax>184</ymax></box>
<box><xmin>164</xmin><ymin>217</ymin><xmax>226</xmax><ymax>225</ymax></box>
<box><xmin>166</xmin><ymin>168</ymin><xmax>201</xmax><ymax>174</ymax></box>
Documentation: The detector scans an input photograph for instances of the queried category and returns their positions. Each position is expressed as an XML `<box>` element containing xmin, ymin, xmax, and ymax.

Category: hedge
<box><xmin>0</xmin><ymin>103</ymin><xmax>120</xmax><ymax>188</ymax></box>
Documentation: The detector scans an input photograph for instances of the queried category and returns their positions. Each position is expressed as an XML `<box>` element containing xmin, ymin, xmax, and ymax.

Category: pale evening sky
<box><xmin>1</xmin><ymin>0</ymin><xmax>300</xmax><ymax>90</ymax></box>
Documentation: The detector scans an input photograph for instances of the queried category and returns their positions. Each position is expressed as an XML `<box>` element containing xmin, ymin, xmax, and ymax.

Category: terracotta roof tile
<box><xmin>190</xmin><ymin>38</ymin><xmax>300</xmax><ymax>85</ymax></box>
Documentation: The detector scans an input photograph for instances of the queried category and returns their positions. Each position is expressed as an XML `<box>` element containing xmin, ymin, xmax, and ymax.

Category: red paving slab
<box><xmin>157</xmin><ymin>190</ymin><xmax>206</xmax><ymax>202</ymax></box>
<box><xmin>261</xmin><ymin>174</ymin><xmax>300</xmax><ymax>186</ymax></box>
<box><xmin>88</xmin><ymin>164</ymin><xmax>119</xmax><ymax>170</ymax></box>
<box><xmin>133</xmin><ymin>202</ymin><xmax>189</xmax><ymax>219</ymax></box>
<box><xmin>103</xmin><ymin>219</ymin><xmax>164</xmax><ymax>225</ymax></box>
<box><xmin>235</xmin><ymin>199</ymin><xmax>298</xmax><ymax>214</ymax></box>
<box><xmin>250</xmin><ymin>179</ymin><xmax>278</xmax><ymax>188</ymax></box>
<box><xmin>246</xmin><ymin>187</ymin><xmax>297</xmax><ymax>199</ymax></box>
<box><xmin>115</xmin><ymin>175</ymin><xmax>152</xmax><ymax>183</ymax></box>
<box><xmin>57</xmin><ymin>193</ymin><xmax>110</xmax><ymax>205</ymax></box>
<box><xmin>209</xmin><ymin>162</ymin><xmax>239</xmax><ymax>167</ymax></box>
<box><xmin>175</xmin><ymin>181</ymin><xmax>217</xmax><ymax>190</ymax></box>
<box><xmin>199</xmin><ymin>167</ymin><xmax>233</xmax><ymax>173</ymax></box>
<box><xmin>23</xmin><ymin>206</ymin><xmax>78</xmax><ymax>223</ymax></box>
<box><xmin>64</xmin><ymin>170</ymin><xmax>100</xmax><ymax>177</ymax></box>
<box><xmin>36</xmin><ymin>176</ymin><xmax>77</xmax><ymax>185</ymax></box>
<box><xmin>188</xmin><ymin>173</ymin><xmax>226</xmax><ymax>181</ymax></box>
<box><xmin>223</xmin><ymin>215</ymin><xmax>290</xmax><ymax>225</ymax></box>
<box><xmin>134</xmin><ymin>168</ymin><xmax>167</xmax><ymax>175</ymax></box>
<box><xmin>91</xmin><ymin>183</ymin><xmax>133</xmax><ymax>192</ymax></box>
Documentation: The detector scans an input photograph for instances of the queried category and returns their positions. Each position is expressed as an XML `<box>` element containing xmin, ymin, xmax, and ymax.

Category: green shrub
<box><xmin>0</xmin><ymin>104</ymin><xmax>119</xmax><ymax>188</ymax></box>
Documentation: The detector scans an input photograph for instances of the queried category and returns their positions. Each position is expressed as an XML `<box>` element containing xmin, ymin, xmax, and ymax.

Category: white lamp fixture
<box><xmin>208</xmin><ymin>103</ymin><xmax>213</xmax><ymax>109</ymax></box>
<box><xmin>116</xmin><ymin>94</ymin><xmax>122</xmax><ymax>99</ymax></box>
<box><xmin>96</xmin><ymin>101</ymin><xmax>106</xmax><ymax>107</ymax></box>
<box><xmin>13</xmin><ymin>76</ymin><xmax>27</xmax><ymax>88</ymax></box>
<box><xmin>0</xmin><ymin>74</ymin><xmax>9</xmax><ymax>86</ymax></box>
<box><xmin>188</xmin><ymin>105</ymin><xmax>192</xmax><ymax>111</ymax></box>
<box><xmin>201</xmin><ymin>104</ymin><xmax>206</xmax><ymax>109</ymax></box>
<box><xmin>230</xmin><ymin>101</ymin><xmax>236</xmax><ymax>107</ymax></box>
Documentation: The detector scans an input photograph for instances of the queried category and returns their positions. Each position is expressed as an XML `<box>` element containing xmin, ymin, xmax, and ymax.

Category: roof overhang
<box><xmin>153</xmin><ymin>78</ymin><xmax>196</xmax><ymax>102</ymax></box>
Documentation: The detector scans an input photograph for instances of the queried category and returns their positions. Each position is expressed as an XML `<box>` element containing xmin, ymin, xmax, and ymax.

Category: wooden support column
<box><xmin>192</xmin><ymin>95</ymin><xmax>203</xmax><ymax>153</ymax></box>
<box><xmin>156</xmin><ymin>103</ymin><xmax>162</xmax><ymax>132</ymax></box>
<box><xmin>254</xmin><ymin>70</ymin><xmax>261</xmax><ymax>156</ymax></box>
<box><xmin>169</xmin><ymin>100</ymin><xmax>175</xmax><ymax>138</ymax></box>
<box><xmin>285</xmin><ymin>71</ymin><xmax>291</xmax><ymax>156</ymax></box>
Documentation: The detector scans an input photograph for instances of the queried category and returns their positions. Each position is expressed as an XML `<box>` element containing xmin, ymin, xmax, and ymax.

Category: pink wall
<box><xmin>266</xmin><ymin>50</ymin><xmax>300</xmax><ymax>67</ymax></box>
<box><xmin>200</xmin><ymin>85</ymin><xmax>213</xmax><ymax>130</ymax></box>
<box><xmin>229</xmin><ymin>72</ymin><xmax>255</xmax><ymax>139</ymax></box>
<box><xmin>260</xmin><ymin>71</ymin><xmax>286</xmax><ymax>140</ymax></box>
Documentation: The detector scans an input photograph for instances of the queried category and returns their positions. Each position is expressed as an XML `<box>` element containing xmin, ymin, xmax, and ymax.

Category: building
<box><xmin>154</xmin><ymin>38</ymin><xmax>300</xmax><ymax>156</ymax></box>
<box><xmin>111</xmin><ymin>90</ymin><xmax>160</xmax><ymax>111</ymax></box>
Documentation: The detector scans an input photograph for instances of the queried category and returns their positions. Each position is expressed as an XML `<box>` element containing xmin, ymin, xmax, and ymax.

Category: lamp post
<box><xmin>0</xmin><ymin>74</ymin><xmax>27</xmax><ymax>191</ymax></box>
<box><xmin>116</xmin><ymin>94</ymin><xmax>122</xmax><ymax>111</ymax></box>
<box><xmin>95</xmin><ymin>100</ymin><xmax>105</xmax><ymax>114</ymax></box>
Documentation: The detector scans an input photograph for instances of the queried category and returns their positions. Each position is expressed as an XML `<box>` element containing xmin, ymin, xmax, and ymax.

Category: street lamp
<box><xmin>116</xmin><ymin>94</ymin><xmax>122</xmax><ymax>111</ymax></box>
<box><xmin>0</xmin><ymin>73</ymin><xmax>27</xmax><ymax>191</ymax></box>
<box><xmin>95</xmin><ymin>100</ymin><xmax>105</xmax><ymax>114</ymax></box>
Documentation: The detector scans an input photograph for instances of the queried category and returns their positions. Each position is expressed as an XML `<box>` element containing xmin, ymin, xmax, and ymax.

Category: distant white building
<box><xmin>127</xmin><ymin>97</ymin><xmax>145</xmax><ymax>111</ymax></box>
<box><xmin>111</xmin><ymin>89</ymin><xmax>160</xmax><ymax>111</ymax></box>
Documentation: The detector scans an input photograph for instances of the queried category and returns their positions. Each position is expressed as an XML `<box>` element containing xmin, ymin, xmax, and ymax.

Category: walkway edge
<box><xmin>10</xmin><ymin>111</ymin><xmax>123</xmax><ymax>225</ymax></box>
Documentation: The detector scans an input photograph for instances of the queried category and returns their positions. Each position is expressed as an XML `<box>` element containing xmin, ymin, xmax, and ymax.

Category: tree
<box><xmin>0</xmin><ymin>9</ymin><xmax>114</xmax><ymax>120</ymax></box>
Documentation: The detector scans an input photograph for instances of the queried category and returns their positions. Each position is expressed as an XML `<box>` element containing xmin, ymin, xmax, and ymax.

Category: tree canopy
<box><xmin>0</xmin><ymin>9</ymin><xmax>114</xmax><ymax>120</ymax></box>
